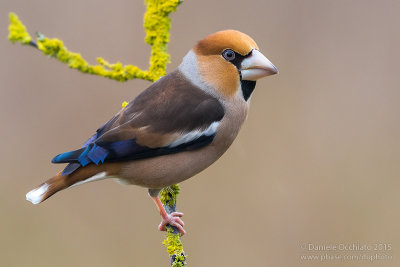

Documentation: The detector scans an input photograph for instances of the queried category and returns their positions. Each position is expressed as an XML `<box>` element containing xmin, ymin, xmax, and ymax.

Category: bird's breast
<box><xmin>115</xmin><ymin>98</ymin><xmax>248</xmax><ymax>189</ymax></box>
<box><xmin>211</xmin><ymin>96</ymin><xmax>249</xmax><ymax>153</ymax></box>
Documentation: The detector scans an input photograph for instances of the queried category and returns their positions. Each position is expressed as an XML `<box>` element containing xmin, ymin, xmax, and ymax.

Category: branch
<box><xmin>160</xmin><ymin>185</ymin><xmax>187</xmax><ymax>266</ymax></box>
<box><xmin>7</xmin><ymin>0</ymin><xmax>182</xmax><ymax>82</ymax></box>
<box><xmin>8</xmin><ymin>1</ymin><xmax>186</xmax><ymax>266</ymax></box>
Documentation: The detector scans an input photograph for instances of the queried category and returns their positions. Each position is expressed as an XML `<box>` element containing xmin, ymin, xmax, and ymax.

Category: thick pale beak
<box><xmin>241</xmin><ymin>49</ymin><xmax>278</xmax><ymax>81</ymax></box>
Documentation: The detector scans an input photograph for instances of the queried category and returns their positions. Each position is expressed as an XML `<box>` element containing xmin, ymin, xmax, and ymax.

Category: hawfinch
<box><xmin>26</xmin><ymin>30</ymin><xmax>278</xmax><ymax>235</ymax></box>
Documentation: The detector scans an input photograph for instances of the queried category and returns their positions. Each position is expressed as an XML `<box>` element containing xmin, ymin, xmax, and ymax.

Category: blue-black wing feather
<box><xmin>53</xmin><ymin>135</ymin><xmax>216</xmax><ymax>175</ymax></box>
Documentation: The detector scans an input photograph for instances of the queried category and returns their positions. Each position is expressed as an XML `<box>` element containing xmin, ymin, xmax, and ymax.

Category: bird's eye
<box><xmin>222</xmin><ymin>49</ymin><xmax>235</xmax><ymax>61</ymax></box>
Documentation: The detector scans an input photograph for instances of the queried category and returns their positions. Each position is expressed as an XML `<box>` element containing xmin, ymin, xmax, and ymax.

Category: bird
<box><xmin>26</xmin><ymin>29</ymin><xmax>278</xmax><ymax>235</ymax></box>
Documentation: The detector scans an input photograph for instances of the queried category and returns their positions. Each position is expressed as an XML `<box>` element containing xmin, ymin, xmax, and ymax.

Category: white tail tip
<box><xmin>26</xmin><ymin>183</ymin><xmax>49</xmax><ymax>204</ymax></box>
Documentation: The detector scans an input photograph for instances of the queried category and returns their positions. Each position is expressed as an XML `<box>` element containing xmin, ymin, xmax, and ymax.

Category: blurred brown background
<box><xmin>1</xmin><ymin>0</ymin><xmax>399</xmax><ymax>266</ymax></box>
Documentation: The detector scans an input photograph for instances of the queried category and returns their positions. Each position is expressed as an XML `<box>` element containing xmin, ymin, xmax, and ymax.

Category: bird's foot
<box><xmin>158</xmin><ymin>211</ymin><xmax>186</xmax><ymax>235</ymax></box>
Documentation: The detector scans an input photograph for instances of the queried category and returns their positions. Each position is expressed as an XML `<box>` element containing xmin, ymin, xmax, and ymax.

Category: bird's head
<box><xmin>180</xmin><ymin>30</ymin><xmax>278</xmax><ymax>101</ymax></box>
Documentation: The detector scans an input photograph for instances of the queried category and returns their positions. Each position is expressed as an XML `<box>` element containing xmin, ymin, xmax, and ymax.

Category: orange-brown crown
<box><xmin>194</xmin><ymin>30</ymin><xmax>258</xmax><ymax>56</ymax></box>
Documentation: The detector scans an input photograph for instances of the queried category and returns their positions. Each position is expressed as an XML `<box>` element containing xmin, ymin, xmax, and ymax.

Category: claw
<box><xmin>151</xmin><ymin>195</ymin><xmax>187</xmax><ymax>235</ymax></box>
<box><xmin>159</xmin><ymin>212</ymin><xmax>186</xmax><ymax>235</ymax></box>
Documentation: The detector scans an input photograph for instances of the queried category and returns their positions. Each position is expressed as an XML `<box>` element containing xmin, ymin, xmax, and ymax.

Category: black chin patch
<box><xmin>240</xmin><ymin>80</ymin><xmax>256</xmax><ymax>101</ymax></box>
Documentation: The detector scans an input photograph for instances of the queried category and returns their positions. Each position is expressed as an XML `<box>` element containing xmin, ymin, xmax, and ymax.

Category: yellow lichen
<box><xmin>8</xmin><ymin>0</ymin><xmax>182</xmax><ymax>82</ymax></box>
<box><xmin>144</xmin><ymin>0</ymin><xmax>181</xmax><ymax>80</ymax></box>
<box><xmin>121</xmin><ymin>101</ymin><xmax>129</xmax><ymax>108</ymax></box>
<box><xmin>160</xmin><ymin>184</ymin><xmax>181</xmax><ymax>206</ymax></box>
<box><xmin>8</xmin><ymin>13</ymin><xmax>32</xmax><ymax>44</ymax></box>
<box><xmin>162</xmin><ymin>228</ymin><xmax>187</xmax><ymax>266</ymax></box>
<box><xmin>162</xmin><ymin>228</ymin><xmax>184</xmax><ymax>256</ymax></box>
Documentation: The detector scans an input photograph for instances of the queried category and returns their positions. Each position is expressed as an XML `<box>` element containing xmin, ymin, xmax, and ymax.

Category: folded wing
<box><xmin>52</xmin><ymin>70</ymin><xmax>225</xmax><ymax>175</ymax></box>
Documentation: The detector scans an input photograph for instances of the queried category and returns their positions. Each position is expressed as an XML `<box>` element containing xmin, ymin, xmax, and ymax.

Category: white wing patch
<box><xmin>70</xmin><ymin>171</ymin><xmax>108</xmax><ymax>187</ymax></box>
<box><xmin>169</xmin><ymin>121</ymin><xmax>220</xmax><ymax>148</ymax></box>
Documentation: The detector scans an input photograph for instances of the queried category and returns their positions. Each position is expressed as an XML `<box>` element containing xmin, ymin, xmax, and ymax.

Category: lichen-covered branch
<box><xmin>8</xmin><ymin>0</ymin><xmax>182</xmax><ymax>82</ymax></box>
<box><xmin>160</xmin><ymin>185</ymin><xmax>187</xmax><ymax>266</ymax></box>
<box><xmin>8</xmin><ymin>1</ymin><xmax>186</xmax><ymax>265</ymax></box>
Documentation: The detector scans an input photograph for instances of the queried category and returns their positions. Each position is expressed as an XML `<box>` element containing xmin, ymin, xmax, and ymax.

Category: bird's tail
<box><xmin>25</xmin><ymin>164</ymin><xmax>110</xmax><ymax>204</ymax></box>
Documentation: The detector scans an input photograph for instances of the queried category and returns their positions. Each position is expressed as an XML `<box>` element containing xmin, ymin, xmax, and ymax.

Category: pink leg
<box><xmin>151</xmin><ymin>196</ymin><xmax>186</xmax><ymax>235</ymax></box>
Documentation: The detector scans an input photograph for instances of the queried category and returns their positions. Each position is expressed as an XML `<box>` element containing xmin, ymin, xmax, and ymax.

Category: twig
<box><xmin>160</xmin><ymin>185</ymin><xmax>187</xmax><ymax>266</ymax></box>
<box><xmin>8</xmin><ymin>0</ymin><xmax>182</xmax><ymax>82</ymax></box>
